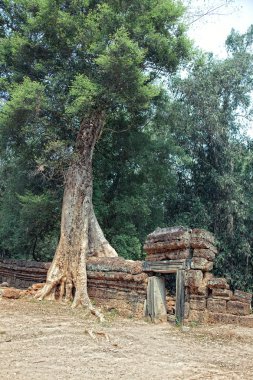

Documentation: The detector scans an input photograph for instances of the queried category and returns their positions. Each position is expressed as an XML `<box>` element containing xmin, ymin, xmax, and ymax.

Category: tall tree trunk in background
<box><xmin>36</xmin><ymin>112</ymin><xmax>117</xmax><ymax>316</ymax></box>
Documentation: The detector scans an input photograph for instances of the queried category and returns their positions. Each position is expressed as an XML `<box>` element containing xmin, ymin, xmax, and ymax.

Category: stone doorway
<box><xmin>144</xmin><ymin>261</ymin><xmax>186</xmax><ymax>323</ymax></box>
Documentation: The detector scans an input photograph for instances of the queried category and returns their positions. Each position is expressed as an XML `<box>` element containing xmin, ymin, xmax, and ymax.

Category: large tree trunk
<box><xmin>35</xmin><ymin>111</ymin><xmax>117</xmax><ymax>317</ymax></box>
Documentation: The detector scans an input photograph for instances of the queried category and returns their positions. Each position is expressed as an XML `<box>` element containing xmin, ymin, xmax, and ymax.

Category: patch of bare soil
<box><xmin>0</xmin><ymin>298</ymin><xmax>253</xmax><ymax>380</ymax></box>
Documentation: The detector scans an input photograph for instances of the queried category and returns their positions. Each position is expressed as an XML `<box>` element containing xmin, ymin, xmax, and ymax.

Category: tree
<box><xmin>0</xmin><ymin>0</ymin><xmax>191</xmax><ymax>313</ymax></box>
<box><xmin>166</xmin><ymin>26</ymin><xmax>253</xmax><ymax>290</ymax></box>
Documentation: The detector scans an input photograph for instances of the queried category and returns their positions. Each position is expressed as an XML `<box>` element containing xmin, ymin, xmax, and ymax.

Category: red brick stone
<box><xmin>196</xmin><ymin>285</ymin><xmax>208</xmax><ymax>297</ymax></box>
<box><xmin>227</xmin><ymin>301</ymin><xmax>251</xmax><ymax>316</ymax></box>
<box><xmin>146</xmin><ymin>226</ymin><xmax>190</xmax><ymax>243</ymax></box>
<box><xmin>207</xmin><ymin>298</ymin><xmax>227</xmax><ymax>313</ymax></box>
<box><xmin>191</xmin><ymin>273</ymin><xmax>212</xmax><ymax>297</ymax></box>
<box><xmin>144</xmin><ymin>227</ymin><xmax>190</xmax><ymax>253</ymax></box>
<box><xmin>190</xmin><ymin>294</ymin><xmax>206</xmax><ymax>300</ymax></box>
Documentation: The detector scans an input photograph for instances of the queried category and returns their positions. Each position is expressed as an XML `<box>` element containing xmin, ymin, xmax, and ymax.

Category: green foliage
<box><xmin>166</xmin><ymin>26</ymin><xmax>253</xmax><ymax>291</ymax></box>
<box><xmin>111</xmin><ymin>235</ymin><xmax>142</xmax><ymax>261</ymax></box>
<box><xmin>95</xmin><ymin>27</ymin><xmax>159</xmax><ymax>109</ymax></box>
<box><xmin>0</xmin><ymin>0</ymin><xmax>191</xmax><ymax>262</ymax></box>
<box><xmin>0</xmin><ymin>159</ymin><xmax>61</xmax><ymax>260</ymax></box>
<box><xmin>66</xmin><ymin>75</ymin><xmax>100</xmax><ymax>116</ymax></box>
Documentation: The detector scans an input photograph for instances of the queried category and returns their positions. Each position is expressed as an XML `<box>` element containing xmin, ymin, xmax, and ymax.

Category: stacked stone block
<box><xmin>144</xmin><ymin>226</ymin><xmax>191</xmax><ymax>261</ymax></box>
<box><xmin>144</xmin><ymin>227</ymin><xmax>252</xmax><ymax>327</ymax></box>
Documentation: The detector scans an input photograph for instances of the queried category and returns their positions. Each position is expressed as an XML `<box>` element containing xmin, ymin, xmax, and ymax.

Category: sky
<box><xmin>186</xmin><ymin>0</ymin><xmax>253</xmax><ymax>57</ymax></box>
<box><xmin>184</xmin><ymin>0</ymin><xmax>253</xmax><ymax>136</ymax></box>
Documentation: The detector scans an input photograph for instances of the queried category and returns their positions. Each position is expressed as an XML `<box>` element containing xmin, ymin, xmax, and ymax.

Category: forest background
<box><xmin>0</xmin><ymin>0</ymin><xmax>253</xmax><ymax>293</ymax></box>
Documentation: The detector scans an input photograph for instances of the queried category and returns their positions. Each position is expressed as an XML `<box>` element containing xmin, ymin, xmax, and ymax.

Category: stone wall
<box><xmin>0</xmin><ymin>257</ymin><xmax>148</xmax><ymax>318</ymax></box>
<box><xmin>0</xmin><ymin>259</ymin><xmax>50</xmax><ymax>289</ymax></box>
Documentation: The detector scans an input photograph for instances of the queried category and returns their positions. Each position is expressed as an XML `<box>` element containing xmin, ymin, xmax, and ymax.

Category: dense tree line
<box><xmin>0</xmin><ymin>1</ymin><xmax>252</xmax><ymax>294</ymax></box>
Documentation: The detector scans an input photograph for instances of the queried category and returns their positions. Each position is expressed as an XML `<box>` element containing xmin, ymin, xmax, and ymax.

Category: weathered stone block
<box><xmin>184</xmin><ymin>270</ymin><xmax>203</xmax><ymax>292</ymax></box>
<box><xmin>238</xmin><ymin>315</ymin><xmax>253</xmax><ymax>328</ymax></box>
<box><xmin>0</xmin><ymin>282</ymin><xmax>9</xmax><ymax>287</ymax></box>
<box><xmin>231</xmin><ymin>290</ymin><xmax>252</xmax><ymax>304</ymax></box>
<box><xmin>190</xmin><ymin>230</ymin><xmax>217</xmax><ymax>251</ymax></box>
<box><xmin>189</xmin><ymin>294</ymin><xmax>205</xmax><ymax>299</ymax></box>
<box><xmin>203</xmin><ymin>272</ymin><xmax>214</xmax><ymax>281</ymax></box>
<box><xmin>207</xmin><ymin>298</ymin><xmax>227</xmax><ymax>313</ymax></box>
<box><xmin>146</xmin><ymin>249</ymin><xmax>190</xmax><ymax>261</ymax></box>
<box><xmin>208</xmin><ymin>312</ymin><xmax>240</xmax><ymax>325</ymax></box>
<box><xmin>190</xmin><ymin>297</ymin><xmax>206</xmax><ymax>311</ymax></box>
<box><xmin>144</xmin><ymin>227</ymin><xmax>191</xmax><ymax>254</ymax></box>
<box><xmin>227</xmin><ymin>301</ymin><xmax>251</xmax><ymax>316</ymax></box>
<box><xmin>193</xmin><ymin>249</ymin><xmax>216</xmax><ymax>261</ymax></box>
<box><xmin>190</xmin><ymin>238</ymin><xmax>217</xmax><ymax>251</ymax></box>
<box><xmin>196</xmin><ymin>284</ymin><xmax>208</xmax><ymax>297</ymax></box>
<box><xmin>190</xmin><ymin>229</ymin><xmax>215</xmax><ymax>244</ymax></box>
<box><xmin>31</xmin><ymin>283</ymin><xmax>45</xmax><ymax>291</ymax></box>
<box><xmin>207</xmin><ymin>278</ymin><xmax>229</xmax><ymax>289</ymax></box>
<box><xmin>146</xmin><ymin>226</ymin><xmax>190</xmax><ymax>243</ymax></box>
<box><xmin>212</xmin><ymin>288</ymin><xmax>232</xmax><ymax>300</ymax></box>
<box><xmin>144</xmin><ymin>239</ymin><xmax>190</xmax><ymax>254</ymax></box>
<box><xmin>188</xmin><ymin>309</ymin><xmax>209</xmax><ymax>324</ymax></box>
<box><xmin>1</xmin><ymin>287</ymin><xmax>21</xmax><ymax>299</ymax></box>
<box><xmin>166</xmin><ymin>296</ymin><xmax>175</xmax><ymax>315</ymax></box>
<box><xmin>190</xmin><ymin>257</ymin><xmax>213</xmax><ymax>272</ymax></box>
<box><xmin>198</xmin><ymin>273</ymin><xmax>213</xmax><ymax>295</ymax></box>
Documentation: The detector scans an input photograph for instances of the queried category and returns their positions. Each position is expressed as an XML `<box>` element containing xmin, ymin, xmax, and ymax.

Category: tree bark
<box><xmin>35</xmin><ymin>111</ymin><xmax>117</xmax><ymax>318</ymax></box>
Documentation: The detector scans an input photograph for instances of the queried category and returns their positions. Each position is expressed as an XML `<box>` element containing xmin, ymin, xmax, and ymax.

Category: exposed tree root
<box><xmin>35</xmin><ymin>275</ymin><xmax>105</xmax><ymax>322</ymax></box>
<box><xmin>88</xmin><ymin>209</ymin><xmax>118</xmax><ymax>258</ymax></box>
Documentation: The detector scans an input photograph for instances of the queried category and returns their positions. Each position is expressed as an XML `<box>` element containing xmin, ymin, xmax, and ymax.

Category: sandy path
<box><xmin>0</xmin><ymin>298</ymin><xmax>253</xmax><ymax>380</ymax></box>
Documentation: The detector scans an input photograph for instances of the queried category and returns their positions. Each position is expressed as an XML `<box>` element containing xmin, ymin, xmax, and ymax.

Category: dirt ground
<box><xmin>0</xmin><ymin>298</ymin><xmax>253</xmax><ymax>380</ymax></box>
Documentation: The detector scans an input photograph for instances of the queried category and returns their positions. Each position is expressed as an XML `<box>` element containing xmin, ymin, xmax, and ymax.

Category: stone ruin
<box><xmin>0</xmin><ymin>257</ymin><xmax>148</xmax><ymax>318</ymax></box>
<box><xmin>0</xmin><ymin>226</ymin><xmax>252</xmax><ymax>327</ymax></box>
<box><xmin>143</xmin><ymin>227</ymin><xmax>253</xmax><ymax>327</ymax></box>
